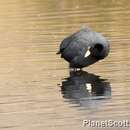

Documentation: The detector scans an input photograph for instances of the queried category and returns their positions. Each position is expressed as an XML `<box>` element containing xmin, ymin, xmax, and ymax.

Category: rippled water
<box><xmin>0</xmin><ymin>0</ymin><xmax>130</xmax><ymax>130</ymax></box>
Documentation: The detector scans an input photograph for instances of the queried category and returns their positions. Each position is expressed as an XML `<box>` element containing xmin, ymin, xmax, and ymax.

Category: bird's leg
<box><xmin>69</xmin><ymin>64</ymin><xmax>79</xmax><ymax>72</ymax></box>
<box><xmin>75</xmin><ymin>68</ymin><xmax>78</xmax><ymax>71</ymax></box>
<box><xmin>70</xmin><ymin>68</ymin><xmax>74</xmax><ymax>72</ymax></box>
<box><xmin>71</xmin><ymin>68</ymin><xmax>77</xmax><ymax>72</ymax></box>
<box><xmin>76</xmin><ymin>68</ymin><xmax>80</xmax><ymax>71</ymax></box>
<box><xmin>69</xmin><ymin>64</ymin><xmax>74</xmax><ymax>72</ymax></box>
<box><xmin>80</xmin><ymin>68</ymin><xmax>82</xmax><ymax>71</ymax></box>
<box><xmin>74</xmin><ymin>68</ymin><xmax>82</xmax><ymax>71</ymax></box>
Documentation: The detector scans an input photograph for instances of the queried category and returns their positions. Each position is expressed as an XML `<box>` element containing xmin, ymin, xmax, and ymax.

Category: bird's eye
<box><xmin>94</xmin><ymin>43</ymin><xmax>103</xmax><ymax>52</ymax></box>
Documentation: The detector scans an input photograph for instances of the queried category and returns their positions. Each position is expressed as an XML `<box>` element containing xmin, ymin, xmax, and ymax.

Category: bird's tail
<box><xmin>56</xmin><ymin>50</ymin><xmax>60</xmax><ymax>54</ymax></box>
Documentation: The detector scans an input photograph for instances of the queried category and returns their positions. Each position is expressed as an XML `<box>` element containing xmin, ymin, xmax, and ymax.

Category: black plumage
<box><xmin>57</xmin><ymin>27</ymin><xmax>110</xmax><ymax>69</ymax></box>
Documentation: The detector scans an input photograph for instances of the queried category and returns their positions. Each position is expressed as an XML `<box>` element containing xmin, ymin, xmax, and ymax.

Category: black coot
<box><xmin>57</xmin><ymin>27</ymin><xmax>110</xmax><ymax>69</ymax></box>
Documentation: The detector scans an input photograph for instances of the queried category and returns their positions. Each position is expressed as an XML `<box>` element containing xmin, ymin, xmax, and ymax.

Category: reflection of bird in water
<box><xmin>59</xmin><ymin>71</ymin><xmax>111</xmax><ymax>108</ymax></box>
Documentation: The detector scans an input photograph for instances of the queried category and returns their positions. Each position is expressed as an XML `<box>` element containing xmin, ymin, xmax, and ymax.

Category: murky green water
<box><xmin>0</xmin><ymin>0</ymin><xmax>130</xmax><ymax>130</ymax></box>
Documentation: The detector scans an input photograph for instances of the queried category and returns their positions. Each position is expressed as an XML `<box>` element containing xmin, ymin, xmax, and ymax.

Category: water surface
<box><xmin>0</xmin><ymin>0</ymin><xmax>130</xmax><ymax>130</ymax></box>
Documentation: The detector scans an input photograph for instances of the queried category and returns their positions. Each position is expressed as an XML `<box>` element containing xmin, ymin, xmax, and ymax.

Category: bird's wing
<box><xmin>56</xmin><ymin>27</ymin><xmax>92</xmax><ymax>54</ymax></box>
<box><xmin>56</xmin><ymin>35</ymin><xmax>73</xmax><ymax>54</ymax></box>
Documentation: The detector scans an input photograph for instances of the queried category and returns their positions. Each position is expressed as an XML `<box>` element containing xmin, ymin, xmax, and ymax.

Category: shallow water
<box><xmin>0</xmin><ymin>0</ymin><xmax>130</xmax><ymax>130</ymax></box>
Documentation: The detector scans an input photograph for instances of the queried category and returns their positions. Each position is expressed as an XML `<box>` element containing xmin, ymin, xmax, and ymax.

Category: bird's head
<box><xmin>84</xmin><ymin>33</ymin><xmax>110</xmax><ymax>60</ymax></box>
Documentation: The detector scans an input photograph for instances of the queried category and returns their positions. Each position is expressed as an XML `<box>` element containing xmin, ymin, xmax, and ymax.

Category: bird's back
<box><xmin>59</xmin><ymin>28</ymin><xmax>92</xmax><ymax>62</ymax></box>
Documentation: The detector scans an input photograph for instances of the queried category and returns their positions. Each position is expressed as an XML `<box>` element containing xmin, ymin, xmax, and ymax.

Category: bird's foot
<box><xmin>69</xmin><ymin>67</ymin><xmax>82</xmax><ymax>72</ymax></box>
